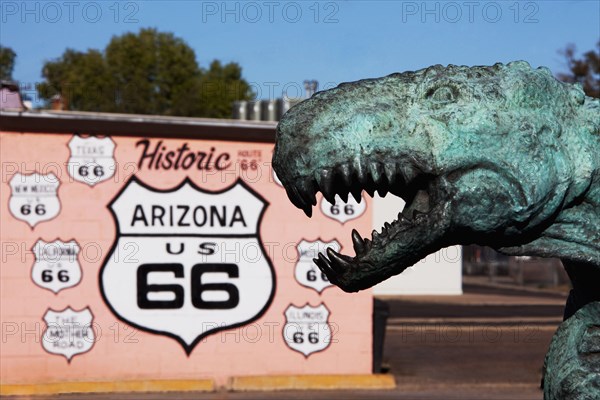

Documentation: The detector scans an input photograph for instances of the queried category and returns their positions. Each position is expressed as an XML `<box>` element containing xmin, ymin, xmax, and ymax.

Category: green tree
<box><xmin>0</xmin><ymin>46</ymin><xmax>17</xmax><ymax>81</ymax></box>
<box><xmin>104</xmin><ymin>28</ymin><xmax>202</xmax><ymax>115</ymax></box>
<box><xmin>198</xmin><ymin>60</ymin><xmax>255</xmax><ymax>118</ymax></box>
<box><xmin>558</xmin><ymin>41</ymin><xmax>599</xmax><ymax>98</ymax></box>
<box><xmin>38</xmin><ymin>49</ymin><xmax>115</xmax><ymax>111</ymax></box>
<box><xmin>38</xmin><ymin>28</ymin><xmax>253</xmax><ymax>117</ymax></box>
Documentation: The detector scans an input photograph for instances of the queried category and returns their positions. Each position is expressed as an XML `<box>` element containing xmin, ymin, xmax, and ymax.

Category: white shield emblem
<box><xmin>67</xmin><ymin>135</ymin><xmax>116</xmax><ymax>186</ymax></box>
<box><xmin>9</xmin><ymin>173</ymin><xmax>61</xmax><ymax>228</ymax></box>
<box><xmin>320</xmin><ymin>194</ymin><xmax>366</xmax><ymax>224</ymax></box>
<box><xmin>42</xmin><ymin>307</ymin><xmax>95</xmax><ymax>362</ymax></box>
<box><xmin>100</xmin><ymin>176</ymin><xmax>275</xmax><ymax>354</ymax></box>
<box><xmin>31</xmin><ymin>239</ymin><xmax>82</xmax><ymax>294</ymax></box>
<box><xmin>294</xmin><ymin>239</ymin><xmax>339</xmax><ymax>293</ymax></box>
<box><xmin>283</xmin><ymin>303</ymin><xmax>332</xmax><ymax>357</ymax></box>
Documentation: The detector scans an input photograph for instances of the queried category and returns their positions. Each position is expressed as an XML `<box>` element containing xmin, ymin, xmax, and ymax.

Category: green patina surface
<box><xmin>544</xmin><ymin>301</ymin><xmax>600</xmax><ymax>400</ymax></box>
<box><xmin>272</xmin><ymin>61</ymin><xmax>599</xmax><ymax>399</ymax></box>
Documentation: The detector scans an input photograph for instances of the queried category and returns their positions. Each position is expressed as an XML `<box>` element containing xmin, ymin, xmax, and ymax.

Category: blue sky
<box><xmin>1</xmin><ymin>1</ymin><xmax>598</xmax><ymax>105</ymax></box>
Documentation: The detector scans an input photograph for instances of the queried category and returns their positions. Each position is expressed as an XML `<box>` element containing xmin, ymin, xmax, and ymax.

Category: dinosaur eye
<box><xmin>427</xmin><ymin>85</ymin><xmax>457</xmax><ymax>103</ymax></box>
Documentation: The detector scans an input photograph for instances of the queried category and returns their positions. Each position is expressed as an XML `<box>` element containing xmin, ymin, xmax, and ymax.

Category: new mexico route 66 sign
<box><xmin>9</xmin><ymin>173</ymin><xmax>60</xmax><ymax>228</ymax></box>
<box><xmin>67</xmin><ymin>135</ymin><xmax>116</xmax><ymax>186</ymax></box>
<box><xmin>100</xmin><ymin>176</ymin><xmax>275</xmax><ymax>354</ymax></box>
<box><xmin>283</xmin><ymin>303</ymin><xmax>332</xmax><ymax>357</ymax></box>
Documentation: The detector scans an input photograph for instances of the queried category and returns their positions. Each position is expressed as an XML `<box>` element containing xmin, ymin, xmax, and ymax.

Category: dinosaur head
<box><xmin>273</xmin><ymin>61</ymin><xmax>599</xmax><ymax>292</ymax></box>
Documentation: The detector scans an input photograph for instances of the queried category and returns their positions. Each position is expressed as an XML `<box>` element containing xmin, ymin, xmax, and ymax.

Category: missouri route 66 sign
<box><xmin>32</xmin><ymin>239</ymin><xmax>82</xmax><ymax>294</ymax></box>
<box><xmin>9</xmin><ymin>173</ymin><xmax>61</xmax><ymax>228</ymax></box>
<box><xmin>42</xmin><ymin>307</ymin><xmax>95</xmax><ymax>362</ymax></box>
<box><xmin>283</xmin><ymin>303</ymin><xmax>332</xmax><ymax>357</ymax></box>
<box><xmin>294</xmin><ymin>239</ymin><xmax>339</xmax><ymax>293</ymax></box>
<box><xmin>67</xmin><ymin>135</ymin><xmax>116</xmax><ymax>186</ymax></box>
<box><xmin>100</xmin><ymin>176</ymin><xmax>275</xmax><ymax>354</ymax></box>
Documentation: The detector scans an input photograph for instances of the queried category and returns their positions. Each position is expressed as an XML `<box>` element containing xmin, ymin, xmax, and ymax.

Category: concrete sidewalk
<box><xmin>4</xmin><ymin>278</ymin><xmax>565</xmax><ymax>400</ymax></box>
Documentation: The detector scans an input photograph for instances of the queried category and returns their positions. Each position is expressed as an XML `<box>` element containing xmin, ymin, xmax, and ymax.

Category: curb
<box><xmin>229</xmin><ymin>374</ymin><xmax>396</xmax><ymax>391</ymax></box>
<box><xmin>0</xmin><ymin>379</ymin><xmax>215</xmax><ymax>396</ymax></box>
<box><xmin>1</xmin><ymin>375</ymin><xmax>396</xmax><ymax>396</ymax></box>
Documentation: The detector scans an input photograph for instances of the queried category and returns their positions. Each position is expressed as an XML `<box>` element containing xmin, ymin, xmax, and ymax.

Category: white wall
<box><xmin>371</xmin><ymin>194</ymin><xmax>463</xmax><ymax>295</ymax></box>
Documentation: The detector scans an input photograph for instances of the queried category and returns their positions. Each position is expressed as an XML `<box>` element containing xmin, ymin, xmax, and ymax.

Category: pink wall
<box><xmin>0</xmin><ymin>132</ymin><xmax>373</xmax><ymax>386</ymax></box>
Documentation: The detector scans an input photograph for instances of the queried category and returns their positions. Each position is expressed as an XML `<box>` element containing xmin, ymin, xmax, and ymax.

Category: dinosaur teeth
<box><xmin>377</xmin><ymin>184</ymin><xmax>389</xmax><ymax>197</ymax></box>
<box><xmin>339</xmin><ymin>164</ymin><xmax>354</xmax><ymax>187</ymax></box>
<box><xmin>320</xmin><ymin>170</ymin><xmax>337</xmax><ymax>203</ymax></box>
<box><xmin>350</xmin><ymin>187</ymin><xmax>363</xmax><ymax>203</ymax></box>
<box><xmin>399</xmin><ymin>163</ymin><xmax>420</xmax><ymax>185</ymax></box>
<box><xmin>338</xmin><ymin>190</ymin><xmax>349</xmax><ymax>202</ymax></box>
<box><xmin>369</xmin><ymin>162</ymin><xmax>384</xmax><ymax>185</ymax></box>
<box><xmin>314</xmin><ymin>253</ymin><xmax>337</xmax><ymax>281</ymax></box>
<box><xmin>297</xmin><ymin>179</ymin><xmax>317</xmax><ymax>206</ymax></box>
<box><xmin>286</xmin><ymin>185</ymin><xmax>312</xmax><ymax>217</ymax></box>
<box><xmin>384</xmin><ymin>164</ymin><xmax>397</xmax><ymax>186</ymax></box>
<box><xmin>355</xmin><ymin>158</ymin><xmax>368</xmax><ymax>184</ymax></box>
<box><xmin>352</xmin><ymin>229</ymin><xmax>366</xmax><ymax>255</ymax></box>
<box><xmin>306</xmin><ymin>158</ymin><xmax>428</xmax><ymax>216</ymax></box>
<box><xmin>326</xmin><ymin>247</ymin><xmax>353</xmax><ymax>270</ymax></box>
<box><xmin>286</xmin><ymin>185</ymin><xmax>303</xmax><ymax>208</ymax></box>
<box><xmin>364</xmin><ymin>185</ymin><xmax>376</xmax><ymax>198</ymax></box>
<box><xmin>302</xmin><ymin>205</ymin><xmax>312</xmax><ymax>217</ymax></box>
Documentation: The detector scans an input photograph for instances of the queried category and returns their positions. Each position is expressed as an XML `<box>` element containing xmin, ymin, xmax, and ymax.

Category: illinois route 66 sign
<box><xmin>32</xmin><ymin>239</ymin><xmax>82</xmax><ymax>294</ymax></box>
<box><xmin>283</xmin><ymin>303</ymin><xmax>332</xmax><ymax>357</ymax></box>
<box><xmin>42</xmin><ymin>306</ymin><xmax>95</xmax><ymax>362</ymax></box>
<box><xmin>320</xmin><ymin>194</ymin><xmax>366</xmax><ymax>224</ymax></box>
<box><xmin>67</xmin><ymin>135</ymin><xmax>116</xmax><ymax>186</ymax></box>
<box><xmin>100</xmin><ymin>176</ymin><xmax>275</xmax><ymax>354</ymax></box>
<box><xmin>294</xmin><ymin>239</ymin><xmax>339</xmax><ymax>293</ymax></box>
<box><xmin>9</xmin><ymin>173</ymin><xmax>60</xmax><ymax>228</ymax></box>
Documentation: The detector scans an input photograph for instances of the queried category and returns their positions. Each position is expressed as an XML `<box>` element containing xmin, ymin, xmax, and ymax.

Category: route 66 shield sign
<box><xmin>283</xmin><ymin>303</ymin><xmax>332</xmax><ymax>357</ymax></box>
<box><xmin>100</xmin><ymin>176</ymin><xmax>275</xmax><ymax>354</ymax></box>
<box><xmin>42</xmin><ymin>307</ymin><xmax>95</xmax><ymax>362</ymax></box>
<box><xmin>9</xmin><ymin>173</ymin><xmax>61</xmax><ymax>228</ymax></box>
<box><xmin>294</xmin><ymin>239</ymin><xmax>339</xmax><ymax>293</ymax></box>
<box><xmin>31</xmin><ymin>239</ymin><xmax>82</xmax><ymax>294</ymax></box>
<box><xmin>320</xmin><ymin>194</ymin><xmax>366</xmax><ymax>224</ymax></box>
<box><xmin>67</xmin><ymin>135</ymin><xmax>116</xmax><ymax>186</ymax></box>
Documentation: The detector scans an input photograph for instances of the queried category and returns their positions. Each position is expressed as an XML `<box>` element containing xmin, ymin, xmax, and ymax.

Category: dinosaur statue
<box><xmin>272</xmin><ymin>61</ymin><xmax>599</xmax><ymax>399</ymax></box>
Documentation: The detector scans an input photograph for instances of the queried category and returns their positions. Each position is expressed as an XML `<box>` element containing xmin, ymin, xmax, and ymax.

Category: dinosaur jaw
<box><xmin>284</xmin><ymin>158</ymin><xmax>452</xmax><ymax>292</ymax></box>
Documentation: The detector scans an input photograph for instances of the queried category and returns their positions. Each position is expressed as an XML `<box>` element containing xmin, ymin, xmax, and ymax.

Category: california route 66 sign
<box><xmin>32</xmin><ymin>239</ymin><xmax>82</xmax><ymax>294</ymax></box>
<box><xmin>42</xmin><ymin>307</ymin><xmax>95</xmax><ymax>362</ymax></box>
<box><xmin>294</xmin><ymin>239</ymin><xmax>339</xmax><ymax>293</ymax></box>
<box><xmin>320</xmin><ymin>194</ymin><xmax>366</xmax><ymax>224</ymax></box>
<box><xmin>100</xmin><ymin>176</ymin><xmax>275</xmax><ymax>354</ymax></box>
<box><xmin>67</xmin><ymin>135</ymin><xmax>116</xmax><ymax>186</ymax></box>
<box><xmin>9</xmin><ymin>173</ymin><xmax>61</xmax><ymax>228</ymax></box>
<box><xmin>283</xmin><ymin>303</ymin><xmax>332</xmax><ymax>357</ymax></box>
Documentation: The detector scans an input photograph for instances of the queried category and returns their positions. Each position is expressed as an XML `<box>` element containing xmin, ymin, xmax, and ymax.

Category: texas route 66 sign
<box><xmin>32</xmin><ymin>239</ymin><xmax>82</xmax><ymax>294</ymax></box>
<box><xmin>100</xmin><ymin>176</ymin><xmax>275</xmax><ymax>354</ymax></box>
<box><xmin>67</xmin><ymin>135</ymin><xmax>116</xmax><ymax>186</ymax></box>
<box><xmin>42</xmin><ymin>307</ymin><xmax>95</xmax><ymax>362</ymax></box>
<box><xmin>9</xmin><ymin>173</ymin><xmax>61</xmax><ymax>228</ymax></box>
<box><xmin>295</xmin><ymin>239</ymin><xmax>339</xmax><ymax>293</ymax></box>
<box><xmin>283</xmin><ymin>303</ymin><xmax>332</xmax><ymax>357</ymax></box>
